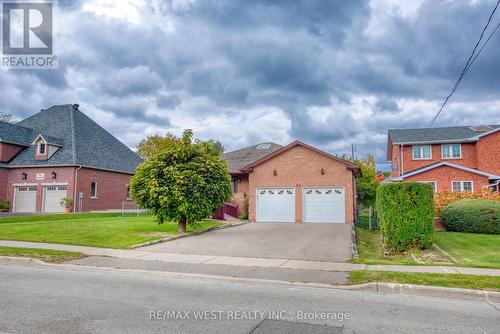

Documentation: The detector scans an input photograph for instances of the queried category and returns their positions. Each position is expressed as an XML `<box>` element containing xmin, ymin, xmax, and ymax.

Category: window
<box><xmin>452</xmin><ymin>181</ymin><xmax>473</xmax><ymax>192</ymax></box>
<box><xmin>127</xmin><ymin>186</ymin><xmax>131</xmax><ymax>199</ymax></box>
<box><xmin>441</xmin><ymin>144</ymin><xmax>461</xmax><ymax>158</ymax></box>
<box><xmin>418</xmin><ymin>181</ymin><xmax>437</xmax><ymax>193</ymax></box>
<box><xmin>231</xmin><ymin>177</ymin><xmax>238</xmax><ymax>193</ymax></box>
<box><xmin>412</xmin><ymin>145</ymin><xmax>431</xmax><ymax>159</ymax></box>
<box><xmin>90</xmin><ymin>181</ymin><xmax>97</xmax><ymax>198</ymax></box>
<box><xmin>38</xmin><ymin>143</ymin><xmax>46</xmax><ymax>155</ymax></box>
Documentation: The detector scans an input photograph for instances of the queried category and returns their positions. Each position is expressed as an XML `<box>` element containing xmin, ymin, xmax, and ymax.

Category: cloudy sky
<box><xmin>1</xmin><ymin>0</ymin><xmax>499</xmax><ymax>170</ymax></box>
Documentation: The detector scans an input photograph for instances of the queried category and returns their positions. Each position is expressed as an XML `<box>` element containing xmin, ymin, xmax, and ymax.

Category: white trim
<box><xmin>3</xmin><ymin>164</ymin><xmax>135</xmax><ymax>175</ymax></box>
<box><xmin>393</xmin><ymin>162</ymin><xmax>500</xmax><ymax>181</ymax></box>
<box><xmin>416</xmin><ymin>181</ymin><xmax>437</xmax><ymax>193</ymax></box>
<box><xmin>37</xmin><ymin>142</ymin><xmax>46</xmax><ymax>155</ymax></box>
<box><xmin>412</xmin><ymin>145</ymin><xmax>432</xmax><ymax>160</ymax></box>
<box><xmin>473</xmin><ymin>127</ymin><xmax>500</xmax><ymax>140</ymax></box>
<box><xmin>41</xmin><ymin>182</ymin><xmax>69</xmax><ymax>186</ymax></box>
<box><xmin>31</xmin><ymin>134</ymin><xmax>47</xmax><ymax>146</ymax></box>
<box><xmin>12</xmin><ymin>183</ymin><xmax>38</xmax><ymax>186</ymax></box>
<box><xmin>441</xmin><ymin>143</ymin><xmax>462</xmax><ymax>159</ymax></box>
<box><xmin>90</xmin><ymin>180</ymin><xmax>98</xmax><ymax>199</ymax></box>
<box><xmin>451</xmin><ymin>180</ymin><xmax>474</xmax><ymax>192</ymax></box>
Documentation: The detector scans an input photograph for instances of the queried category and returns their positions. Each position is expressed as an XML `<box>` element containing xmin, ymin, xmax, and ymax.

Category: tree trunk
<box><xmin>178</xmin><ymin>217</ymin><xmax>187</xmax><ymax>233</ymax></box>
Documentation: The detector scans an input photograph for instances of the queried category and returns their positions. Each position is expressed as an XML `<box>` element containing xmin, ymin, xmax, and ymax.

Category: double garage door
<box><xmin>13</xmin><ymin>185</ymin><xmax>68</xmax><ymax>213</ymax></box>
<box><xmin>256</xmin><ymin>187</ymin><xmax>345</xmax><ymax>223</ymax></box>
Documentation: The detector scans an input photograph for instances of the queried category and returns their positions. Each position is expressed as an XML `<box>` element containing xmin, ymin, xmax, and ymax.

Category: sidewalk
<box><xmin>1</xmin><ymin>240</ymin><xmax>500</xmax><ymax>276</ymax></box>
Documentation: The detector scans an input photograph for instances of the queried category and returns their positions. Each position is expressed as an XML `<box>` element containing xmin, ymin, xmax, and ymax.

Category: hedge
<box><xmin>439</xmin><ymin>199</ymin><xmax>500</xmax><ymax>234</ymax></box>
<box><xmin>376</xmin><ymin>182</ymin><xmax>434</xmax><ymax>252</ymax></box>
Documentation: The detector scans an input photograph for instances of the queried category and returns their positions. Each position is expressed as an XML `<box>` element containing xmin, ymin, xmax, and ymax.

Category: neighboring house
<box><xmin>386</xmin><ymin>125</ymin><xmax>500</xmax><ymax>193</ymax></box>
<box><xmin>0</xmin><ymin>104</ymin><xmax>142</xmax><ymax>213</ymax></box>
<box><xmin>222</xmin><ymin>141</ymin><xmax>361</xmax><ymax>224</ymax></box>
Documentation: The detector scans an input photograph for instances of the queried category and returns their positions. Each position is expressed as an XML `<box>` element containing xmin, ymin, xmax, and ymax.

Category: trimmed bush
<box><xmin>376</xmin><ymin>183</ymin><xmax>434</xmax><ymax>252</ymax></box>
<box><xmin>439</xmin><ymin>199</ymin><xmax>500</xmax><ymax>234</ymax></box>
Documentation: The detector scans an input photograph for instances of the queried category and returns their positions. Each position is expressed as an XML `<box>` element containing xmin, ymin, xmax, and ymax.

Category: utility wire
<box><xmin>427</xmin><ymin>0</ymin><xmax>500</xmax><ymax>128</ymax></box>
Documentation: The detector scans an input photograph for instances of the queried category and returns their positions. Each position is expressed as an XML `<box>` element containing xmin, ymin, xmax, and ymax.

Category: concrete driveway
<box><xmin>139</xmin><ymin>223</ymin><xmax>353</xmax><ymax>262</ymax></box>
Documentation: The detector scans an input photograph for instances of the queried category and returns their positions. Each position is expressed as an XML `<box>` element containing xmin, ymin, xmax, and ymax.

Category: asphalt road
<box><xmin>0</xmin><ymin>260</ymin><xmax>499</xmax><ymax>334</ymax></box>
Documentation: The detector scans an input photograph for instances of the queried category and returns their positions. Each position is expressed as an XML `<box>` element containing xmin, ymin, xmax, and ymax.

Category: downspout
<box><xmin>400</xmin><ymin>143</ymin><xmax>404</xmax><ymax>176</ymax></box>
<box><xmin>73</xmin><ymin>166</ymin><xmax>82</xmax><ymax>212</ymax></box>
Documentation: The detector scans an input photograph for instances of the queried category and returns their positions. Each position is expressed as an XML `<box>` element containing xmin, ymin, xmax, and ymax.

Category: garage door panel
<box><xmin>43</xmin><ymin>185</ymin><xmax>68</xmax><ymax>213</ymax></box>
<box><xmin>13</xmin><ymin>186</ymin><xmax>37</xmax><ymax>213</ymax></box>
<box><xmin>257</xmin><ymin>188</ymin><xmax>295</xmax><ymax>223</ymax></box>
<box><xmin>303</xmin><ymin>187</ymin><xmax>345</xmax><ymax>223</ymax></box>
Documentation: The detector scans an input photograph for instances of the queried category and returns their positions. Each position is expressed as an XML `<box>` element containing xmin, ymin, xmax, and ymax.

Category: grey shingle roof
<box><xmin>388</xmin><ymin>125</ymin><xmax>500</xmax><ymax>144</ymax></box>
<box><xmin>222</xmin><ymin>142</ymin><xmax>283</xmax><ymax>173</ymax></box>
<box><xmin>0</xmin><ymin>121</ymin><xmax>36</xmax><ymax>146</ymax></box>
<box><xmin>6</xmin><ymin>104</ymin><xmax>142</xmax><ymax>174</ymax></box>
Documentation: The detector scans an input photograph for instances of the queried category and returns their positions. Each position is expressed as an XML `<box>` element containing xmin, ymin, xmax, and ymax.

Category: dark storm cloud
<box><xmin>0</xmin><ymin>0</ymin><xmax>498</xmax><ymax>167</ymax></box>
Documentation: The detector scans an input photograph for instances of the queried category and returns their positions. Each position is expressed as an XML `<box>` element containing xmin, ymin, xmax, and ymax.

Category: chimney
<box><xmin>72</xmin><ymin>104</ymin><xmax>79</xmax><ymax>110</ymax></box>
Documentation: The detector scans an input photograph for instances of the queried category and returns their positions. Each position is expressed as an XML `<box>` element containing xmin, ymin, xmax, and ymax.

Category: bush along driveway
<box><xmin>0</xmin><ymin>213</ymin><xmax>222</xmax><ymax>249</ymax></box>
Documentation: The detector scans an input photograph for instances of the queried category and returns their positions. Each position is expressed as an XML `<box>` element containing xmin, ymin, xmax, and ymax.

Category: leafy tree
<box><xmin>136</xmin><ymin>133</ymin><xmax>179</xmax><ymax>160</ymax></box>
<box><xmin>0</xmin><ymin>112</ymin><xmax>13</xmax><ymax>123</ymax></box>
<box><xmin>130</xmin><ymin>130</ymin><xmax>232</xmax><ymax>232</ymax></box>
<box><xmin>355</xmin><ymin>155</ymin><xmax>378</xmax><ymax>207</ymax></box>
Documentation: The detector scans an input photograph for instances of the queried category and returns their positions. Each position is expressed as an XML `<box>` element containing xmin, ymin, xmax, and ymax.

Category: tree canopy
<box><xmin>130</xmin><ymin>130</ymin><xmax>232</xmax><ymax>231</ymax></box>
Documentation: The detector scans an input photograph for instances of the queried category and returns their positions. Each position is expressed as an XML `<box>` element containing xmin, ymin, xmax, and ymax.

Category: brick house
<box><xmin>222</xmin><ymin>141</ymin><xmax>360</xmax><ymax>224</ymax></box>
<box><xmin>386</xmin><ymin>125</ymin><xmax>500</xmax><ymax>193</ymax></box>
<box><xmin>0</xmin><ymin>104</ymin><xmax>142</xmax><ymax>213</ymax></box>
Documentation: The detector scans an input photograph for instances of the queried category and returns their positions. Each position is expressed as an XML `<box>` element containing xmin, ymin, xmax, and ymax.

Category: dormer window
<box><xmin>38</xmin><ymin>143</ymin><xmax>46</xmax><ymax>155</ymax></box>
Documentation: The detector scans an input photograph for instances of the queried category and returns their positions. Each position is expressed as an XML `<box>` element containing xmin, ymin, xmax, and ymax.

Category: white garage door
<box><xmin>303</xmin><ymin>187</ymin><xmax>345</xmax><ymax>223</ymax></box>
<box><xmin>256</xmin><ymin>188</ymin><xmax>295</xmax><ymax>223</ymax></box>
<box><xmin>43</xmin><ymin>185</ymin><xmax>68</xmax><ymax>213</ymax></box>
<box><xmin>13</xmin><ymin>186</ymin><xmax>37</xmax><ymax>212</ymax></box>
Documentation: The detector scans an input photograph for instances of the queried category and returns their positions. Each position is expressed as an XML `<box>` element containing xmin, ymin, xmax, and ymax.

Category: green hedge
<box><xmin>376</xmin><ymin>182</ymin><xmax>434</xmax><ymax>252</ymax></box>
<box><xmin>439</xmin><ymin>199</ymin><xmax>500</xmax><ymax>234</ymax></box>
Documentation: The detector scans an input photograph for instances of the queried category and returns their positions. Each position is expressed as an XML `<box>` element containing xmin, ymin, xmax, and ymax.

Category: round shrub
<box><xmin>439</xmin><ymin>199</ymin><xmax>500</xmax><ymax>234</ymax></box>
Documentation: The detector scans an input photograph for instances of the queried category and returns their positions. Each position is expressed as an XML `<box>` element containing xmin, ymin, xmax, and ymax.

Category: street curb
<box><xmin>2</xmin><ymin>256</ymin><xmax>498</xmax><ymax>303</ymax></box>
<box><xmin>130</xmin><ymin>220</ymin><xmax>249</xmax><ymax>249</ymax></box>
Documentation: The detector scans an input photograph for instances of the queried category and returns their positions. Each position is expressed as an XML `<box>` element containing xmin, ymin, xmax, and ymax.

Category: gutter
<box><xmin>73</xmin><ymin>166</ymin><xmax>82</xmax><ymax>212</ymax></box>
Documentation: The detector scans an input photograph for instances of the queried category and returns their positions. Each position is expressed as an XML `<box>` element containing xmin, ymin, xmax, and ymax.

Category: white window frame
<box><xmin>90</xmin><ymin>181</ymin><xmax>98</xmax><ymax>198</ymax></box>
<box><xmin>38</xmin><ymin>142</ymin><xmax>46</xmax><ymax>155</ymax></box>
<box><xmin>412</xmin><ymin>145</ymin><xmax>432</xmax><ymax>160</ymax></box>
<box><xmin>441</xmin><ymin>144</ymin><xmax>462</xmax><ymax>159</ymax></box>
<box><xmin>417</xmin><ymin>181</ymin><xmax>437</xmax><ymax>193</ymax></box>
<box><xmin>451</xmin><ymin>180</ymin><xmax>474</xmax><ymax>192</ymax></box>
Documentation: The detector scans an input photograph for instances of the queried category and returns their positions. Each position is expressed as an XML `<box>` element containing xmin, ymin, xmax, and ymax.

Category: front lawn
<box><xmin>0</xmin><ymin>214</ymin><xmax>222</xmax><ymax>249</ymax></box>
<box><xmin>349</xmin><ymin>270</ymin><xmax>500</xmax><ymax>292</ymax></box>
<box><xmin>354</xmin><ymin>226</ymin><xmax>500</xmax><ymax>269</ymax></box>
<box><xmin>0</xmin><ymin>246</ymin><xmax>85</xmax><ymax>263</ymax></box>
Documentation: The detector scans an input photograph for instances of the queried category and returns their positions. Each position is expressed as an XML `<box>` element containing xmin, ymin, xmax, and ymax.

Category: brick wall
<box><xmin>6</xmin><ymin>166</ymin><xmax>76</xmax><ymax>212</ymax></box>
<box><xmin>476</xmin><ymin>131</ymin><xmax>500</xmax><ymax>175</ymax></box>
<box><xmin>0</xmin><ymin>168</ymin><xmax>8</xmax><ymax>200</ymax></box>
<box><xmin>229</xmin><ymin>174</ymin><xmax>249</xmax><ymax>214</ymax></box>
<box><xmin>75</xmin><ymin>167</ymin><xmax>133</xmax><ymax>212</ymax></box>
<box><xmin>247</xmin><ymin>145</ymin><xmax>355</xmax><ymax>224</ymax></box>
<box><xmin>404</xmin><ymin>165</ymin><xmax>489</xmax><ymax>192</ymax></box>
<box><xmin>0</xmin><ymin>143</ymin><xmax>24</xmax><ymax>162</ymax></box>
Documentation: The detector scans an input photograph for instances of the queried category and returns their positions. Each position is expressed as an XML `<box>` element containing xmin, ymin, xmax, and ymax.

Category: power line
<box><xmin>427</xmin><ymin>0</ymin><xmax>500</xmax><ymax>128</ymax></box>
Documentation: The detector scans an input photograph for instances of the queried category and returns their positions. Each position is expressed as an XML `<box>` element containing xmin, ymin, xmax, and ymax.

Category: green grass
<box><xmin>0</xmin><ymin>212</ymin><xmax>123</xmax><ymax>224</ymax></box>
<box><xmin>0</xmin><ymin>215</ymin><xmax>222</xmax><ymax>249</ymax></box>
<box><xmin>0</xmin><ymin>246</ymin><xmax>85</xmax><ymax>263</ymax></box>
<box><xmin>353</xmin><ymin>227</ymin><xmax>453</xmax><ymax>266</ymax></box>
<box><xmin>350</xmin><ymin>270</ymin><xmax>500</xmax><ymax>291</ymax></box>
<box><xmin>434</xmin><ymin>232</ymin><xmax>500</xmax><ymax>269</ymax></box>
<box><xmin>354</xmin><ymin>225</ymin><xmax>500</xmax><ymax>269</ymax></box>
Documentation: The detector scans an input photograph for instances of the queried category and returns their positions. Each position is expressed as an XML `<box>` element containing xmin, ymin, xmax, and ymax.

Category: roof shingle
<box><xmin>388</xmin><ymin>125</ymin><xmax>500</xmax><ymax>144</ymax></box>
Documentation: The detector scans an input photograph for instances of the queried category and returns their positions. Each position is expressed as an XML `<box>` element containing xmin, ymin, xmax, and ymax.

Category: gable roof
<box><xmin>222</xmin><ymin>142</ymin><xmax>283</xmax><ymax>174</ymax></box>
<box><xmin>388</xmin><ymin>125</ymin><xmax>500</xmax><ymax>145</ymax></box>
<box><xmin>392</xmin><ymin>162</ymin><xmax>500</xmax><ymax>181</ymax></box>
<box><xmin>6</xmin><ymin>104</ymin><xmax>142</xmax><ymax>174</ymax></box>
<box><xmin>240</xmin><ymin>140</ymin><xmax>360</xmax><ymax>175</ymax></box>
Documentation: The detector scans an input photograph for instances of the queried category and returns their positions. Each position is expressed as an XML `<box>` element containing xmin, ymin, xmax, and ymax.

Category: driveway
<box><xmin>139</xmin><ymin>223</ymin><xmax>353</xmax><ymax>262</ymax></box>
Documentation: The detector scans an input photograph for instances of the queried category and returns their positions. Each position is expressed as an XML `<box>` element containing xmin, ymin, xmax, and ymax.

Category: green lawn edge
<box><xmin>0</xmin><ymin>246</ymin><xmax>85</xmax><ymax>263</ymax></box>
<box><xmin>349</xmin><ymin>270</ymin><xmax>500</xmax><ymax>292</ymax></box>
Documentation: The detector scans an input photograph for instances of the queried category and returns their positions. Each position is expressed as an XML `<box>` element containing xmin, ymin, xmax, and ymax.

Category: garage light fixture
<box><xmin>21</xmin><ymin>172</ymin><xmax>27</xmax><ymax>180</ymax></box>
<box><xmin>273</xmin><ymin>170</ymin><xmax>277</xmax><ymax>176</ymax></box>
<box><xmin>51</xmin><ymin>171</ymin><xmax>57</xmax><ymax>179</ymax></box>
<box><xmin>321</xmin><ymin>168</ymin><xmax>325</xmax><ymax>175</ymax></box>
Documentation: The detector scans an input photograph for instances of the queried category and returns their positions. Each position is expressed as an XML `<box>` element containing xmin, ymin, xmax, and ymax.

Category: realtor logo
<box><xmin>1</xmin><ymin>0</ymin><xmax>57</xmax><ymax>69</ymax></box>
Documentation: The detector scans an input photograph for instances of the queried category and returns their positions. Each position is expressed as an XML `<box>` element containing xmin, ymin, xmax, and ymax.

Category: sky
<box><xmin>1</xmin><ymin>0</ymin><xmax>499</xmax><ymax>170</ymax></box>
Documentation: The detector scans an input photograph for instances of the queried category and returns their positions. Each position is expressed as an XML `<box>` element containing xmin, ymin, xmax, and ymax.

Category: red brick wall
<box><xmin>0</xmin><ymin>143</ymin><xmax>24</xmax><ymax>162</ymax></box>
<box><xmin>247</xmin><ymin>145</ymin><xmax>355</xmax><ymax>224</ymax></box>
<box><xmin>75</xmin><ymin>168</ymin><xmax>133</xmax><ymax>212</ymax></box>
<box><xmin>404</xmin><ymin>166</ymin><xmax>489</xmax><ymax>192</ymax></box>
<box><xmin>6</xmin><ymin>167</ymin><xmax>76</xmax><ymax>212</ymax></box>
<box><xmin>476</xmin><ymin>131</ymin><xmax>500</xmax><ymax>175</ymax></box>
<box><xmin>0</xmin><ymin>168</ymin><xmax>8</xmax><ymax>200</ymax></box>
<box><xmin>229</xmin><ymin>174</ymin><xmax>249</xmax><ymax>213</ymax></box>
